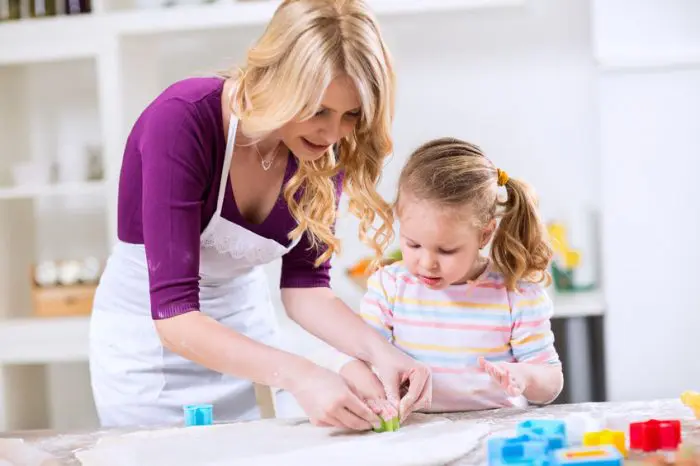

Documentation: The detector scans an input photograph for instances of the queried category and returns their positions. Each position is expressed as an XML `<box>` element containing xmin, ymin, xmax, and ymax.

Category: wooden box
<box><xmin>31</xmin><ymin>283</ymin><xmax>96</xmax><ymax>318</ymax></box>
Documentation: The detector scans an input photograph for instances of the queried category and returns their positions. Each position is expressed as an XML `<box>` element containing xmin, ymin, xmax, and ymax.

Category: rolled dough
<box><xmin>76</xmin><ymin>415</ymin><xmax>489</xmax><ymax>466</ymax></box>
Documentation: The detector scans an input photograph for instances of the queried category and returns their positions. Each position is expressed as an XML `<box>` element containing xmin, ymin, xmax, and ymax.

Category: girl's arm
<box><xmin>519</xmin><ymin>363</ymin><xmax>564</xmax><ymax>404</ymax></box>
<box><xmin>480</xmin><ymin>283</ymin><xmax>564</xmax><ymax>405</ymax></box>
<box><xmin>479</xmin><ymin>357</ymin><xmax>563</xmax><ymax>405</ymax></box>
<box><xmin>282</xmin><ymin>287</ymin><xmax>392</xmax><ymax>363</ymax></box>
<box><xmin>283</xmin><ymin>269</ymin><xmax>432</xmax><ymax>420</ymax></box>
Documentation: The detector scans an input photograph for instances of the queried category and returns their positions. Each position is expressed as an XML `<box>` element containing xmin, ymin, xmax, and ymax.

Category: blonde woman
<box><xmin>89</xmin><ymin>0</ymin><xmax>430</xmax><ymax>430</ymax></box>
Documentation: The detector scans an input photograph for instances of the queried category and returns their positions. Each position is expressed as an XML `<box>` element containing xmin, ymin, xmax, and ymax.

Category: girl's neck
<box><xmin>455</xmin><ymin>256</ymin><xmax>489</xmax><ymax>286</ymax></box>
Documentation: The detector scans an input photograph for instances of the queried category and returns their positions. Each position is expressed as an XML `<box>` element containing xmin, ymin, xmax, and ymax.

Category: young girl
<box><xmin>337</xmin><ymin>137</ymin><xmax>564</xmax><ymax>420</ymax></box>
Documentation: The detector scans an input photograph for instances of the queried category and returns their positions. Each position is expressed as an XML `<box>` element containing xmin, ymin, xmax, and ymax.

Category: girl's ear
<box><xmin>480</xmin><ymin>219</ymin><xmax>498</xmax><ymax>249</ymax></box>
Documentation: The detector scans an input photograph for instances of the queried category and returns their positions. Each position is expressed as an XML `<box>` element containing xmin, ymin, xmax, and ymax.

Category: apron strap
<box><xmin>215</xmin><ymin>86</ymin><xmax>239</xmax><ymax>216</ymax></box>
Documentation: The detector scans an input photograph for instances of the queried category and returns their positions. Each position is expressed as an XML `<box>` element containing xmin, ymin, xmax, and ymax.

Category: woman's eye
<box><xmin>345</xmin><ymin>111</ymin><xmax>361</xmax><ymax>119</ymax></box>
<box><xmin>314</xmin><ymin>108</ymin><xmax>328</xmax><ymax>117</ymax></box>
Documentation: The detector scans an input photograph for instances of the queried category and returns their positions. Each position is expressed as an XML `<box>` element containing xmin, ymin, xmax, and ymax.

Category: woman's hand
<box><xmin>339</xmin><ymin>360</ymin><xmax>397</xmax><ymax>420</ymax></box>
<box><xmin>288</xmin><ymin>362</ymin><xmax>383</xmax><ymax>431</ymax></box>
<box><xmin>370</xmin><ymin>349</ymin><xmax>432</xmax><ymax>422</ymax></box>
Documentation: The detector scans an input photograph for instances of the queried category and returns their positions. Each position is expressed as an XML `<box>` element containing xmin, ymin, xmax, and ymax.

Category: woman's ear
<box><xmin>479</xmin><ymin>219</ymin><xmax>497</xmax><ymax>249</ymax></box>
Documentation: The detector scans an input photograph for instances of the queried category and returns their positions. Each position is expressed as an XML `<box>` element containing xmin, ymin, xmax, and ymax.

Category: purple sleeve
<box><xmin>139</xmin><ymin>99</ymin><xmax>210</xmax><ymax>319</ymax></box>
<box><xmin>280</xmin><ymin>173</ymin><xmax>344</xmax><ymax>289</ymax></box>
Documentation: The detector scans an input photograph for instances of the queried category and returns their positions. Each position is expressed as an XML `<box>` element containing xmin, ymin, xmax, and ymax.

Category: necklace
<box><xmin>254</xmin><ymin>142</ymin><xmax>279</xmax><ymax>171</ymax></box>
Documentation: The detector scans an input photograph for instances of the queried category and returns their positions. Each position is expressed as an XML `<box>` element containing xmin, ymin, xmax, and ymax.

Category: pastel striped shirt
<box><xmin>352</xmin><ymin>261</ymin><xmax>560</xmax><ymax>412</ymax></box>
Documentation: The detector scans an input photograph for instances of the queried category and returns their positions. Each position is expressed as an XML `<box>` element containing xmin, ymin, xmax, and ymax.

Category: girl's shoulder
<box><xmin>366</xmin><ymin>260</ymin><xmax>418</xmax><ymax>291</ymax></box>
<box><xmin>479</xmin><ymin>264</ymin><xmax>550</xmax><ymax>301</ymax></box>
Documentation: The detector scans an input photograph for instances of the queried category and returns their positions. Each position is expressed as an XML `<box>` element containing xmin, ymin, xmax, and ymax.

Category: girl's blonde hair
<box><xmin>225</xmin><ymin>0</ymin><xmax>395</xmax><ymax>265</ymax></box>
<box><xmin>397</xmin><ymin>137</ymin><xmax>553</xmax><ymax>291</ymax></box>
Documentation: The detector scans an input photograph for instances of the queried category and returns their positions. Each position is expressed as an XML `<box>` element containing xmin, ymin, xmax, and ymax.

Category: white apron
<box><xmin>89</xmin><ymin>115</ymin><xmax>300</xmax><ymax>428</ymax></box>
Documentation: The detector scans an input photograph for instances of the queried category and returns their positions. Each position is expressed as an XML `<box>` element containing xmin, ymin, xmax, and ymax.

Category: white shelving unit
<box><xmin>0</xmin><ymin>0</ymin><xmax>532</xmax><ymax>432</ymax></box>
<box><xmin>0</xmin><ymin>181</ymin><xmax>106</xmax><ymax>200</ymax></box>
<box><xmin>0</xmin><ymin>317</ymin><xmax>91</xmax><ymax>365</ymax></box>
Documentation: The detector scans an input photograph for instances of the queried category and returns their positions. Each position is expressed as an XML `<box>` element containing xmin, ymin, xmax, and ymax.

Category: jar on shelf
<box><xmin>0</xmin><ymin>0</ymin><xmax>21</xmax><ymax>21</ymax></box>
<box><xmin>64</xmin><ymin>0</ymin><xmax>90</xmax><ymax>14</ymax></box>
<box><xmin>29</xmin><ymin>0</ymin><xmax>57</xmax><ymax>17</ymax></box>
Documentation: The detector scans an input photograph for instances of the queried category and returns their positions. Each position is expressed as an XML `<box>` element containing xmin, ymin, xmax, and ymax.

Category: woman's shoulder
<box><xmin>157</xmin><ymin>76</ymin><xmax>225</xmax><ymax>106</ymax></box>
<box><xmin>137</xmin><ymin>77</ymin><xmax>224</xmax><ymax>129</ymax></box>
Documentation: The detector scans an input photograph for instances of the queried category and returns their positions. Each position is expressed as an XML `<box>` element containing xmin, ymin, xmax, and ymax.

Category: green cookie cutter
<box><xmin>373</xmin><ymin>415</ymin><xmax>400</xmax><ymax>433</ymax></box>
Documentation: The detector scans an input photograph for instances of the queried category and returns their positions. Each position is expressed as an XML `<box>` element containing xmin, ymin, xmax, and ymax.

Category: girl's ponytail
<box><xmin>490</xmin><ymin>173</ymin><xmax>553</xmax><ymax>291</ymax></box>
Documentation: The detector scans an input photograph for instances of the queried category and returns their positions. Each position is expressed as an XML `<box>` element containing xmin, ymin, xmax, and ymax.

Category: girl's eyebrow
<box><xmin>401</xmin><ymin>233</ymin><xmax>417</xmax><ymax>243</ymax></box>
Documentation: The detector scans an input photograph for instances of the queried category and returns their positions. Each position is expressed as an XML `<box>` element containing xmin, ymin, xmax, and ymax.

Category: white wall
<box><xmin>331</xmin><ymin>0</ymin><xmax>599</xmax><ymax>310</ymax></box>
<box><xmin>593</xmin><ymin>0</ymin><xmax>700</xmax><ymax>401</ymax></box>
<box><xmin>122</xmin><ymin>0</ymin><xmax>601</xmax><ymax>357</ymax></box>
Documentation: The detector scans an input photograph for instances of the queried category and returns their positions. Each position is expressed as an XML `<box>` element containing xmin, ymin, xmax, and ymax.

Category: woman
<box><xmin>89</xmin><ymin>0</ymin><xmax>431</xmax><ymax>431</ymax></box>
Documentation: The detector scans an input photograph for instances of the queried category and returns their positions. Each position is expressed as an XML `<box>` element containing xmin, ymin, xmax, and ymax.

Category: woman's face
<box><xmin>279</xmin><ymin>74</ymin><xmax>362</xmax><ymax>162</ymax></box>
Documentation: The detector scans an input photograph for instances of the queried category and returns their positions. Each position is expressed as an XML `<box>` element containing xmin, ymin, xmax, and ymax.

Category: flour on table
<box><xmin>76</xmin><ymin>415</ymin><xmax>489</xmax><ymax>466</ymax></box>
<box><xmin>0</xmin><ymin>439</ymin><xmax>60</xmax><ymax>466</ymax></box>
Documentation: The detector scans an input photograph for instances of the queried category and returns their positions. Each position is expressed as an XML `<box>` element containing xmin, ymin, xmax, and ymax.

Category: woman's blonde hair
<box><xmin>397</xmin><ymin>137</ymin><xmax>553</xmax><ymax>291</ymax></box>
<box><xmin>226</xmin><ymin>0</ymin><xmax>395</xmax><ymax>265</ymax></box>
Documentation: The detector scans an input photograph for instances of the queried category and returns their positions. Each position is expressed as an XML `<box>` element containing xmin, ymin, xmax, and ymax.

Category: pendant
<box><xmin>261</xmin><ymin>160</ymin><xmax>272</xmax><ymax>171</ymax></box>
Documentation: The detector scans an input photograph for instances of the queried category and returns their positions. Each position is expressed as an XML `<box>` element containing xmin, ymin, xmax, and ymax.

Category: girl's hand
<box><xmin>371</xmin><ymin>350</ymin><xmax>432</xmax><ymax>422</ymax></box>
<box><xmin>339</xmin><ymin>360</ymin><xmax>397</xmax><ymax>420</ymax></box>
<box><xmin>289</xmin><ymin>362</ymin><xmax>382</xmax><ymax>431</ymax></box>
<box><xmin>478</xmin><ymin>357</ymin><xmax>527</xmax><ymax>396</ymax></box>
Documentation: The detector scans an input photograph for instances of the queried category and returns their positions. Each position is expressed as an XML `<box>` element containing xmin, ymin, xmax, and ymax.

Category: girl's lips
<box><xmin>419</xmin><ymin>275</ymin><xmax>442</xmax><ymax>286</ymax></box>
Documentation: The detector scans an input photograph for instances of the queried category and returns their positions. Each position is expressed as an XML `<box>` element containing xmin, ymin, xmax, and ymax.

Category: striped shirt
<box><xmin>356</xmin><ymin>261</ymin><xmax>560</xmax><ymax>412</ymax></box>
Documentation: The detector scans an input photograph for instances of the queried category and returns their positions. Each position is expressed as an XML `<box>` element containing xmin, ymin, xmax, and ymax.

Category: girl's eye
<box><xmin>439</xmin><ymin>249</ymin><xmax>458</xmax><ymax>255</ymax></box>
<box><xmin>408</xmin><ymin>243</ymin><xmax>420</xmax><ymax>249</ymax></box>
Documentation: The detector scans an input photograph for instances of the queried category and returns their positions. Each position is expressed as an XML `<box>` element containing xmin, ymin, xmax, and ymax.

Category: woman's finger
<box><xmin>343</xmin><ymin>391</ymin><xmax>381</xmax><ymax>430</ymax></box>
<box><xmin>311</xmin><ymin>415</ymin><xmax>343</xmax><ymax>429</ymax></box>
<box><xmin>335</xmin><ymin>405</ymin><xmax>375</xmax><ymax>431</ymax></box>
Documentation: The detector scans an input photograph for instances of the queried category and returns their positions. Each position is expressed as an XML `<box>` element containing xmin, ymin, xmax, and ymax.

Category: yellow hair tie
<box><xmin>497</xmin><ymin>168</ymin><xmax>509</xmax><ymax>186</ymax></box>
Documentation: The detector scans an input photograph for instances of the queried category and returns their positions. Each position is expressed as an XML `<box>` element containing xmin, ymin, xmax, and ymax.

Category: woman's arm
<box><xmin>282</xmin><ymin>284</ymin><xmax>432</xmax><ymax>421</ymax></box>
<box><xmin>155</xmin><ymin>311</ymin><xmax>314</xmax><ymax>391</ymax></box>
<box><xmin>155</xmin><ymin>312</ymin><xmax>381</xmax><ymax>430</ymax></box>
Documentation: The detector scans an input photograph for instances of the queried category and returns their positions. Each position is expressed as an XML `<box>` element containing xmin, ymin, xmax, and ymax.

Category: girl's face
<box><xmin>398</xmin><ymin>195</ymin><xmax>495</xmax><ymax>290</ymax></box>
<box><xmin>278</xmin><ymin>74</ymin><xmax>362</xmax><ymax>162</ymax></box>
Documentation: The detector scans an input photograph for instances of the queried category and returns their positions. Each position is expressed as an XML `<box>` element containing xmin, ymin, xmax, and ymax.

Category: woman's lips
<box><xmin>302</xmin><ymin>137</ymin><xmax>328</xmax><ymax>153</ymax></box>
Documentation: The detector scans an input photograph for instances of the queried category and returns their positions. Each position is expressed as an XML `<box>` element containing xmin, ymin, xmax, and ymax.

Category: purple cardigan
<box><xmin>116</xmin><ymin>77</ymin><xmax>341</xmax><ymax>319</ymax></box>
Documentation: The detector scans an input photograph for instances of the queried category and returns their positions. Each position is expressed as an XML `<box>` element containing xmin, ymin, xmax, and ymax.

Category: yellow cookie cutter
<box><xmin>681</xmin><ymin>390</ymin><xmax>700</xmax><ymax>419</ymax></box>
